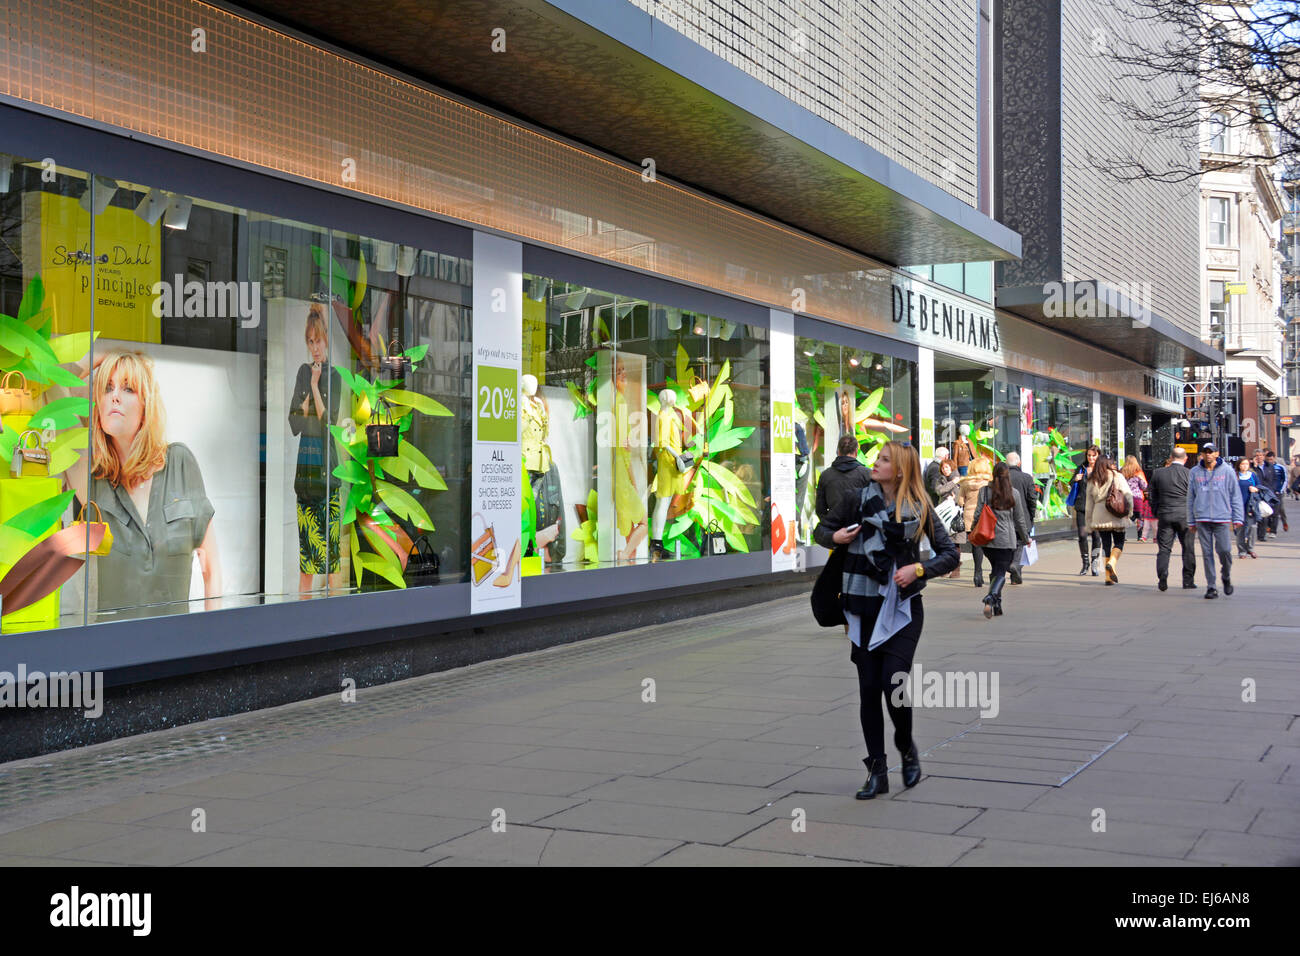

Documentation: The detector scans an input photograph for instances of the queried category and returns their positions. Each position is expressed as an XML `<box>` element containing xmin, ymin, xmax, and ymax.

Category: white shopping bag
<box><xmin>1022</xmin><ymin>538</ymin><xmax>1039</xmax><ymax>567</ymax></box>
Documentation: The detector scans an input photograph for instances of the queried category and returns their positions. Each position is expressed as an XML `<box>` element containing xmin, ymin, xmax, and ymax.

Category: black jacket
<box><xmin>1008</xmin><ymin>465</ymin><xmax>1039</xmax><ymax>522</ymax></box>
<box><xmin>815</xmin><ymin>456</ymin><xmax>872</xmax><ymax>520</ymax></box>
<box><xmin>814</xmin><ymin>482</ymin><xmax>961</xmax><ymax>599</ymax></box>
<box><xmin>1147</xmin><ymin>464</ymin><xmax>1190</xmax><ymax>523</ymax></box>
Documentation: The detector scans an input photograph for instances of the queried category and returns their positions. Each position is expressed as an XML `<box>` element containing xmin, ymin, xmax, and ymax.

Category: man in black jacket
<box><xmin>1006</xmin><ymin>452</ymin><xmax>1038</xmax><ymax>584</ymax></box>
<box><xmin>816</xmin><ymin>433</ymin><xmax>872</xmax><ymax>520</ymax></box>
<box><xmin>1147</xmin><ymin>447</ymin><xmax>1197</xmax><ymax>591</ymax></box>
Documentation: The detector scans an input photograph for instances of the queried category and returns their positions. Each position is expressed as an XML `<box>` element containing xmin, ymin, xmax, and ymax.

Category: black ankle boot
<box><xmin>901</xmin><ymin>744</ymin><xmax>922</xmax><ymax>788</ymax></box>
<box><xmin>856</xmin><ymin>757</ymin><xmax>890</xmax><ymax>800</ymax></box>
<box><xmin>1078</xmin><ymin>555</ymin><xmax>1089</xmax><ymax>575</ymax></box>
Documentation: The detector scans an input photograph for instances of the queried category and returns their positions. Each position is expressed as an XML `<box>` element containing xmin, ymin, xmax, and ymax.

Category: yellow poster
<box><xmin>523</xmin><ymin>296</ymin><xmax>547</xmax><ymax>383</ymax></box>
<box><xmin>25</xmin><ymin>191</ymin><xmax>161</xmax><ymax>342</ymax></box>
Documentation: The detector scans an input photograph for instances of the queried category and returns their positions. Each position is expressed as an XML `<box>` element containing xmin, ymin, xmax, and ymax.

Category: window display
<box><xmin>522</xmin><ymin>276</ymin><xmax>766</xmax><ymax>570</ymax></box>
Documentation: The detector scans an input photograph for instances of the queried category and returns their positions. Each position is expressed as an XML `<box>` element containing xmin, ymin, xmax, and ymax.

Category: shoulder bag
<box><xmin>1105</xmin><ymin>475</ymin><xmax>1128</xmax><ymax>518</ymax></box>
<box><xmin>968</xmin><ymin>487</ymin><xmax>997</xmax><ymax>547</ymax></box>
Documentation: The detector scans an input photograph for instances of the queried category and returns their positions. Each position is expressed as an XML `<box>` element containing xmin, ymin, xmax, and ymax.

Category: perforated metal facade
<box><xmin>627</xmin><ymin>0</ymin><xmax>981</xmax><ymax>207</ymax></box>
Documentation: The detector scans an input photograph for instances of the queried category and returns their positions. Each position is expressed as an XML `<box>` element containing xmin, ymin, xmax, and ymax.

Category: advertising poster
<box><xmin>1019</xmin><ymin>387</ymin><xmax>1034</xmax><ymax>476</ymax></box>
<box><xmin>264</xmin><ymin>297</ymin><xmax>354</xmax><ymax>596</ymax></box>
<box><xmin>770</xmin><ymin>309</ymin><xmax>795</xmax><ymax>571</ymax></box>
<box><xmin>56</xmin><ymin>339</ymin><xmax>261</xmax><ymax>621</ymax></box>
<box><xmin>25</xmin><ymin>192</ymin><xmax>162</xmax><ymax>343</ymax></box>
<box><xmin>596</xmin><ymin>350</ymin><xmax>647</xmax><ymax>566</ymax></box>
<box><xmin>470</xmin><ymin>233</ymin><xmax>522</xmax><ymax>612</ymax></box>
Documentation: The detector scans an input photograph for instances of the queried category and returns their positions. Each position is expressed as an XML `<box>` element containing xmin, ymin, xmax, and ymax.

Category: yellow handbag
<box><xmin>10</xmin><ymin>429</ymin><xmax>50</xmax><ymax>478</ymax></box>
<box><xmin>0</xmin><ymin>371</ymin><xmax>37</xmax><ymax>417</ymax></box>
<box><xmin>75</xmin><ymin>501</ymin><xmax>113</xmax><ymax>556</ymax></box>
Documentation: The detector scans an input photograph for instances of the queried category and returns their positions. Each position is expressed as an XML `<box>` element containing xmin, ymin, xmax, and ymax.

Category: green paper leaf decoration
<box><xmin>16</xmin><ymin>275</ymin><xmax>44</xmax><ymax>324</ymax></box>
<box><xmin>402</xmin><ymin>344</ymin><xmax>429</xmax><ymax>364</ymax></box>
<box><xmin>357</xmin><ymin>551</ymin><xmax>406</xmax><ymax>589</ymax></box>
<box><xmin>0</xmin><ymin>314</ymin><xmax>57</xmax><ymax>363</ymax></box>
<box><xmin>49</xmin><ymin>331</ymin><xmax>98</xmax><ymax>365</ymax></box>
<box><xmin>857</xmin><ymin>387</ymin><xmax>884</xmax><ymax>420</ymax></box>
<box><xmin>385</xmin><ymin>389</ymin><xmax>452</xmax><ymax>417</ymax></box>
<box><xmin>3</xmin><ymin>489</ymin><xmax>74</xmax><ymax>538</ymax></box>
<box><xmin>374</xmin><ymin>479</ymin><xmax>434</xmax><ymax>531</ymax></box>
<box><xmin>351</xmin><ymin>250</ymin><xmax>367</xmax><ymax>311</ymax></box>
<box><xmin>311</xmin><ymin>245</ymin><xmax>352</xmax><ymax>305</ymax></box>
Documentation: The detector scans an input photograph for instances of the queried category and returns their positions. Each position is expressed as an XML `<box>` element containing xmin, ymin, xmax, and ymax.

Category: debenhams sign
<box><xmin>890</xmin><ymin>277</ymin><xmax>1002</xmax><ymax>364</ymax></box>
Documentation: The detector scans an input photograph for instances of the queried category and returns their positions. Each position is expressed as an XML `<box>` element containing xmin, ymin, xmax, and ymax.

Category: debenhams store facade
<box><xmin>0</xmin><ymin>0</ymin><xmax>1183</xmax><ymax>755</ymax></box>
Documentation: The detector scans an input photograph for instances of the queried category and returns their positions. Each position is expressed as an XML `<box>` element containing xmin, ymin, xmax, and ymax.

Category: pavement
<box><xmin>0</xmin><ymin>524</ymin><xmax>1298</xmax><ymax>867</ymax></box>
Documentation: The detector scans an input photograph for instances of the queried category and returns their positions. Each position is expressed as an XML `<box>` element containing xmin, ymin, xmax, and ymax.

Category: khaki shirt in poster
<box><xmin>90</xmin><ymin>442</ymin><xmax>215</xmax><ymax>611</ymax></box>
<box><xmin>520</xmin><ymin>395</ymin><xmax>551</xmax><ymax>473</ymax></box>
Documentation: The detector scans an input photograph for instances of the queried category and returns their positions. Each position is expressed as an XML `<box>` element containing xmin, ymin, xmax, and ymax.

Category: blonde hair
<box><xmin>880</xmin><ymin>441</ymin><xmax>930</xmax><ymax>542</ymax></box>
<box><xmin>1122</xmin><ymin>455</ymin><xmax>1142</xmax><ymax>480</ymax></box>
<box><xmin>968</xmin><ymin>456</ymin><xmax>993</xmax><ymax>479</ymax></box>
<box><xmin>305</xmin><ymin>303</ymin><xmax>328</xmax><ymax>346</ymax></box>
<box><xmin>91</xmin><ymin>350</ymin><xmax>167</xmax><ymax>490</ymax></box>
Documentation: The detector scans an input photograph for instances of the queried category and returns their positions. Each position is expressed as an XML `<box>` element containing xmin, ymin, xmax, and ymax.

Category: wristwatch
<box><xmin>914</xmin><ymin>562</ymin><xmax>925</xmax><ymax>578</ymax></box>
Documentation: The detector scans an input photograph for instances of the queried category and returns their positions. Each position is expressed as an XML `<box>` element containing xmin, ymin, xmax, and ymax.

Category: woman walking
<box><xmin>815</xmin><ymin>441</ymin><xmax>960</xmax><ymax>800</ymax></box>
<box><xmin>1236</xmin><ymin>456</ymin><xmax>1260</xmax><ymax>559</ymax></box>
<box><xmin>971</xmin><ymin>461</ymin><xmax>1031</xmax><ymax>618</ymax></box>
<box><xmin>930</xmin><ymin>457</ymin><xmax>963</xmax><ymax>578</ymax></box>
<box><xmin>1069</xmin><ymin>445</ymin><xmax>1102</xmax><ymax>575</ymax></box>
<box><xmin>1123</xmin><ymin>456</ymin><xmax>1155</xmax><ymax>542</ymax></box>
<box><xmin>1085</xmin><ymin>457</ymin><xmax>1133</xmax><ymax>585</ymax></box>
<box><xmin>958</xmin><ymin>456</ymin><xmax>992</xmax><ymax>587</ymax></box>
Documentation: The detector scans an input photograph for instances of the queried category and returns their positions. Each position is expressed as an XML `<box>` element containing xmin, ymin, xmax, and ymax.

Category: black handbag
<box><xmin>703</xmin><ymin>519</ymin><xmax>727</xmax><ymax>556</ymax></box>
<box><xmin>810</xmin><ymin>547</ymin><xmax>846</xmax><ymax>627</ymax></box>
<box><xmin>381</xmin><ymin>336</ymin><xmax>412</xmax><ymax>379</ymax></box>
<box><xmin>405</xmin><ymin>535</ymin><xmax>440</xmax><ymax>584</ymax></box>
<box><xmin>366</xmin><ymin>399</ymin><xmax>400</xmax><ymax>457</ymax></box>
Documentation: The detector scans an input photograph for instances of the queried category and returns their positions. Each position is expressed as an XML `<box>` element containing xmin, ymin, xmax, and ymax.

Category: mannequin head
<box><xmin>521</xmin><ymin>373</ymin><xmax>538</xmax><ymax>397</ymax></box>
<box><xmin>659</xmin><ymin>388</ymin><xmax>676</xmax><ymax>408</ymax></box>
<box><xmin>959</xmin><ymin>423</ymin><xmax>971</xmax><ymax>439</ymax></box>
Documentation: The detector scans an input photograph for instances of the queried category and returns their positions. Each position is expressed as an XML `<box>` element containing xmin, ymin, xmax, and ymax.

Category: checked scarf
<box><xmin>841</xmin><ymin>483</ymin><xmax>924</xmax><ymax>615</ymax></box>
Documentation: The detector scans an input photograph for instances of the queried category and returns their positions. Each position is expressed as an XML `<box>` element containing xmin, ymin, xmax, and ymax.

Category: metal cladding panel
<box><xmin>629</xmin><ymin>0</ymin><xmax>982</xmax><ymax>207</ymax></box>
<box><xmin>1058</xmin><ymin>0</ymin><xmax>1201</xmax><ymax>337</ymax></box>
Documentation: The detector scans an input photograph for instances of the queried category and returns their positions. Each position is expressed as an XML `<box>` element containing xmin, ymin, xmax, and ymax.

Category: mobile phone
<box><xmin>843</xmin><ymin>522</ymin><xmax>861</xmax><ymax>534</ymax></box>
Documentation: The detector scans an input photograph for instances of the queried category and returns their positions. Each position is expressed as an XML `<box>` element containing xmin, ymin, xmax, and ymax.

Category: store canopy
<box><xmin>997</xmin><ymin>281</ymin><xmax>1223</xmax><ymax>369</ymax></box>
<box><xmin>237</xmin><ymin>0</ymin><xmax>1021</xmax><ymax>269</ymax></box>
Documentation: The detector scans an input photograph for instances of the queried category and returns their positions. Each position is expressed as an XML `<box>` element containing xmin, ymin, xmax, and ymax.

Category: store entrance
<box><xmin>933</xmin><ymin>355</ymin><xmax>1016</xmax><ymax>466</ymax></box>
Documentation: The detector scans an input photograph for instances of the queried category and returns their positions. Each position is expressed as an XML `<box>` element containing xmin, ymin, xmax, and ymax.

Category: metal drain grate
<box><xmin>918</xmin><ymin>723</ymin><xmax>1129</xmax><ymax>787</ymax></box>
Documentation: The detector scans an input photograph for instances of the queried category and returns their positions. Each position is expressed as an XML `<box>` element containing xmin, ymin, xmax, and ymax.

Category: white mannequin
<box><xmin>652</xmin><ymin>389</ymin><xmax>677</xmax><ymax>542</ymax></box>
<box><xmin>521</xmin><ymin>373</ymin><xmax>538</xmax><ymax>399</ymax></box>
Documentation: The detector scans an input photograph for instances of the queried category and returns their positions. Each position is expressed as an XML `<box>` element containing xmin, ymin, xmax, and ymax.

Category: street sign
<box><xmin>1225</xmin><ymin>282</ymin><xmax>1248</xmax><ymax>296</ymax></box>
<box><xmin>1282</xmin><ymin>416</ymin><xmax>1294</xmax><ymax>426</ymax></box>
<box><xmin>1261</xmin><ymin>400</ymin><xmax>1277</xmax><ymax>415</ymax></box>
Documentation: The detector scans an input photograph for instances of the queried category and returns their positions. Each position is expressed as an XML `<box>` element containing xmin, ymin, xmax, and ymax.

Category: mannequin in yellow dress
<box><xmin>651</xmin><ymin>389</ymin><xmax>691</xmax><ymax>559</ymax></box>
<box><xmin>520</xmin><ymin>374</ymin><xmax>561</xmax><ymax>561</ymax></box>
<box><xmin>614</xmin><ymin>359</ymin><xmax>647</xmax><ymax>562</ymax></box>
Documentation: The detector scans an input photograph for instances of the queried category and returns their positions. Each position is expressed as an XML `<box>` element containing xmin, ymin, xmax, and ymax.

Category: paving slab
<box><xmin>732</xmin><ymin>818</ymin><xmax>979</xmax><ymax>866</ymax></box>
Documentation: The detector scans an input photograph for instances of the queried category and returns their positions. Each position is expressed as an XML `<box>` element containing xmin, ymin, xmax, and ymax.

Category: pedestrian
<box><xmin>1250</xmin><ymin>450</ymin><xmax>1269</xmax><ymax>541</ymax></box>
<box><xmin>1123</xmin><ymin>455</ymin><xmax>1156</xmax><ymax>542</ymax></box>
<box><xmin>1085</xmin><ymin>456</ymin><xmax>1133</xmax><ymax>585</ymax></box>
<box><xmin>1261</xmin><ymin>450</ymin><xmax>1288</xmax><ymax>534</ymax></box>
<box><xmin>957</xmin><ymin>456</ymin><xmax>993</xmax><ymax>587</ymax></box>
<box><xmin>1005</xmin><ymin>451</ymin><xmax>1038</xmax><ymax>584</ymax></box>
<box><xmin>811</xmin><ymin>433</ymin><xmax>874</xmax><ymax>633</ymax></box>
<box><xmin>923</xmin><ymin>447</ymin><xmax>950</xmax><ymax>505</ymax></box>
<box><xmin>1235</xmin><ymin>456</ymin><xmax>1259</xmax><ymax>559</ymax></box>
<box><xmin>1187</xmin><ymin>442</ymin><xmax>1243</xmax><ymax>599</ymax></box>
<box><xmin>1288</xmin><ymin>455</ymin><xmax>1300</xmax><ymax>500</ymax></box>
<box><xmin>930</xmin><ymin>458</ymin><xmax>963</xmax><ymax>578</ymax></box>
<box><xmin>1147</xmin><ymin>447</ymin><xmax>1198</xmax><ymax>590</ymax></box>
<box><xmin>971</xmin><ymin>460</ymin><xmax>1031</xmax><ymax>617</ymax></box>
<box><xmin>815</xmin><ymin>441</ymin><xmax>960</xmax><ymax>800</ymax></box>
<box><xmin>1068</xmin><ymin>445</ymin><xmax>1103</xmax><ymax>576</ymax></box>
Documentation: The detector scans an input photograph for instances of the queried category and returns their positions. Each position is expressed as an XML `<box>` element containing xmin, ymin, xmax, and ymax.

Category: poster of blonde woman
<box><xmin>596</xmin><ymin>351</ymin><xmax>647</xmax><ymax>565</ymax></box>
<box><xmin>59</xmin><ymin>342</ymin><xmax>260</xmax><ymax>617</ymax></box>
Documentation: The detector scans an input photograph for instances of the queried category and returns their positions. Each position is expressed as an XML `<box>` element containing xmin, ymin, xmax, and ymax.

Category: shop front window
<box><xmin>0</xmin><ymin>147</ymin><xmax>472</xmax><ymax>634</ymax></box>
<box><xmin>522</xmin><ymin>275</ymin><xmax>767</xmax><ymax>569</ymax></box>
<box><xmin>795</xmin><ymin>337</ymin><xmax>916</xmax><ymax>543</ymax></box>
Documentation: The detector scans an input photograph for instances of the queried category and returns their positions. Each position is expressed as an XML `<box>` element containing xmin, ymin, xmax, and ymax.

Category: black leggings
<box><xmin>1099</xmin><ymin>528</ymin><xmax>1125</xmax><ymax>553</ymax></box>
<box><xmin>1075</xmin><ymin>507</ymin><xmax>1100</xmax><ymax>557</ymax></box>
<box><xmin>852</xmin><ymin>598</ymin><xmax>924</xmax><ymax>764</ymax></box>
